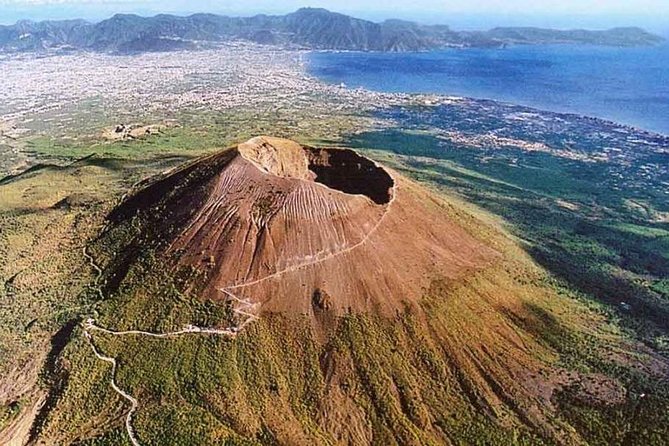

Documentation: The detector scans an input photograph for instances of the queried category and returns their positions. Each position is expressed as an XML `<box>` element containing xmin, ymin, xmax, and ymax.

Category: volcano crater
<box><xmin>239</xmin><ymin>136</ymin><xmax>393</xmax><ymax>205</ymax></box>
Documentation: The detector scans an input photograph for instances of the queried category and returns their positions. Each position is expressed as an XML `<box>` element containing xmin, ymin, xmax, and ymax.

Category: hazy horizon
<box><xmin>1</xmin><ymin>1</ymin><xmax>668</xmax><ymax>35</ymax></box>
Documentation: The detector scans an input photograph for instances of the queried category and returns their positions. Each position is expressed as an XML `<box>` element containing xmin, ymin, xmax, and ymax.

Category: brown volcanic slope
<box><xmin>110</xmin><ymin>136</ymin><xmax>496</xmax><ymax>318</ymax></box>
<box><xmin>56</xmin><ymin>137</ymin><xmax>669</xmax><ymax>445</ymax></box>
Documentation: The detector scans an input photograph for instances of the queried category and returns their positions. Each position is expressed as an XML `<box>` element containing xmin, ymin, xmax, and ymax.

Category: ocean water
<box><xmin>308</xmin><ymin>44</ymin><xmax>669</xmax><ymax>135</ymax></box>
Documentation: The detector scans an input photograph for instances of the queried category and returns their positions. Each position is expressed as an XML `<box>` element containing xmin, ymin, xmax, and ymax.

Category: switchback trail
<box><xmin>83</xmin><ymin>331</ymin><xmax>141</xmax><ymax>446</ymax></box>
<box><xmin>82</xmin><ymin>288</ymin><xmax>258</xmax><ymax>446</ymax></box>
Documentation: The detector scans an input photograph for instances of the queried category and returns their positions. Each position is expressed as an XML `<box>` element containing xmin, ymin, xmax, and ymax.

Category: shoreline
<box><xmin>305</xmin><ymin>47</ymin><xmax>669</xmax><ymax>138</ymax></box>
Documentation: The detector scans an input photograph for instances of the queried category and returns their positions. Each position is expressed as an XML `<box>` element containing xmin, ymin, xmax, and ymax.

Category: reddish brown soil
<box><xmin>165</xmin><ymin>136</ymin><xmax>498</xmax><ymax>318</ymax></box>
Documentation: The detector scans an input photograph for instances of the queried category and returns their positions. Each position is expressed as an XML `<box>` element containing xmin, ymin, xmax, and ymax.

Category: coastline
<box><xmin>305</xmin><ymin>44</ymin><xmax>669</xmax><ymax>137</ymax></box>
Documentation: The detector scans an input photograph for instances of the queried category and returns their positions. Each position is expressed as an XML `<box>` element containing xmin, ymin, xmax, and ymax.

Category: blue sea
<box><xmin>308</xmin><ymin>44</ymin><xmax>669</xmax><ymax>135</ymax></box>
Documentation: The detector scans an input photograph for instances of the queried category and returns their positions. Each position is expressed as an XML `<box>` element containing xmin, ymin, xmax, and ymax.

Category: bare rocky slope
<box><xmin>124</xmin><ymin>136</ymin><xmax>497</xmax><ymax>318</ymax></box>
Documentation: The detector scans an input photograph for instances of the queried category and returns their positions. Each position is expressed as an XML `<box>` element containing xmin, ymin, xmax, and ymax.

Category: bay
<box><xmin>308</xmin><ymin>44</ymin><xmax>669</xmax><ymax>135</ymax></box>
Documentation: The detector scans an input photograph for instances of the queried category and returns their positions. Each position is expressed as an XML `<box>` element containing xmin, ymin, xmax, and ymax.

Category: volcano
<box><xmin>108</xmin><ymin>136</ymin><xmax>496</xmax><ymax>318</ymax></box>
<box><xmin>62</xmin><ymin>136</ymin><xmax>658</xmax><ymax>446</ymax></box>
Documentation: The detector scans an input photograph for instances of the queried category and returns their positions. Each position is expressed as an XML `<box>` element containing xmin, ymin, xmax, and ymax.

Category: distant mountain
<box><xmin>0</xmin><ymin>8</ymin><xmax>664</xmax><ymax>53</ymax></box>
<box><xmin>485</xmin><ymin>26</ymin><xmax>666</xmax><ymax>47</ymax></box>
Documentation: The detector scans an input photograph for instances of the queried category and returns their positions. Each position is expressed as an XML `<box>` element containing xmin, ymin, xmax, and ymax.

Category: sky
<box><xmin>1</xmin><ymin>0</ymin><xmax>668</xmax><ymax>34</ymax></box>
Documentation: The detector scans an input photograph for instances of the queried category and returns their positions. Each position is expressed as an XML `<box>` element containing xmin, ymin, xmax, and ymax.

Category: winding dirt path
<box><xmin>83</xmin><ymin>331</ymin><xmax>141</xmax><ymax>446</ymax></box>
<box><xmin>82</xmin><ymin>295</ymin><xmax>257</xmax><ymax>445</ymax></box>
<box><xmin>83</xmin><ymin>174</ymin><xmax>396</xmax><ymax>446</ymax></box>
<box><xmin>82</xmin><ymin>289</ymin><xmax>258</xmax><ymax>446</ymax></box>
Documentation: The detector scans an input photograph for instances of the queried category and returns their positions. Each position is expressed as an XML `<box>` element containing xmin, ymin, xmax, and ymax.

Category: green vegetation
<box><xmin>347</xmin><ymin>129</ymin><xmax>669</xmax><ymax>348</ymax></box>
<box><xmin>343</xmin><ymin>127</ymin><xmax>669</xmax><ymax>445</ymax></box>
<box><xmin>47</xmin><ymin>277</ymin><xmax>554</xmax><ymax>445</ymax></box>
<box><xmin>0</xmin><ymin>401</ymin><xmax>21</xmax><ymax>431</ymax></box>
<box><xmin>2</xmin><ymin>112</ymin><xmax>668</xmax><ymax>445</ymax></box>
<box><xmin>24</xmin><ymin>128</ymin><xmax>216</xmax><ymax>161</ymax></box>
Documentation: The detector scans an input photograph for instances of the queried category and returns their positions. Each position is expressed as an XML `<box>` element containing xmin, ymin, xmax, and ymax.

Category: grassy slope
<box><xmin>0</xmin><ymin>126</ymin><xmax>227</xmax><ymax>443</ymax></box>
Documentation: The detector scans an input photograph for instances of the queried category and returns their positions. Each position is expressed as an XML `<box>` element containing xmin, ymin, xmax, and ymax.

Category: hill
<box><xmin>22</xmin><ymin>137</ymin><xmax>669</xmax><ymax>445</ymax></box>
<box><xmin>0</xmin><ymin>8</ymin><xmax>663</xmax><ymax>53</ymax></box>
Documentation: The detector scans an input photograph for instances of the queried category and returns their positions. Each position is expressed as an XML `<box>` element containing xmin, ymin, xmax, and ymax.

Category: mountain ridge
<box><xmin>0</xmin><ymin>7</ymin><xmax>664</xmax><ymax>53</ymax></box>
